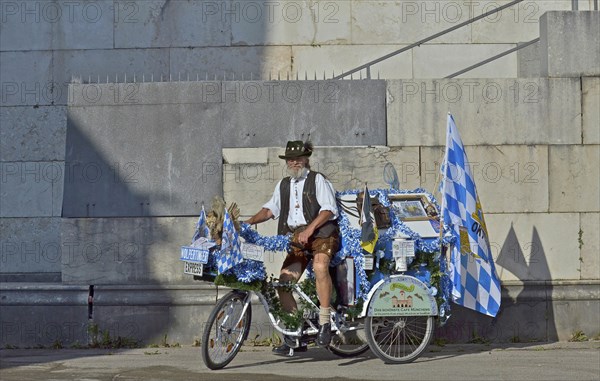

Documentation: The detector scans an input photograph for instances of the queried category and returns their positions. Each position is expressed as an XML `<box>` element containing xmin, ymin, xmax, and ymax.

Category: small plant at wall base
<box><xmin>88</xmin><ymin>322</ymin><xmax>139</xmax><ymax>349</ymax></box>
<box><xmin>569</xmin><ymin>330</ymin><xmax>588</xmax><ymax>342</ymax></box>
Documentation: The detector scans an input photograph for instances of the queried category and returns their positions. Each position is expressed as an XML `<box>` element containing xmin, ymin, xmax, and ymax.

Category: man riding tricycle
<box><xmin>180</xmin><ymin>140</ymin><xmax>454</xmax><ymax>368</ymax></box>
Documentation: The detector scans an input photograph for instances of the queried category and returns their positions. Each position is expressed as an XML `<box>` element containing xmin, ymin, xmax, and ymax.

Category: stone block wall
<box><xmin>1</xmin><ymin>5</ymin><xmax>599</xmax><ymax>346</ymax></box>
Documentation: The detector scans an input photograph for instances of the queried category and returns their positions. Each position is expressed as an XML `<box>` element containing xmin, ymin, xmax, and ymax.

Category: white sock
<box><xmin>319</xmin><ymin>307</ymin><xmax>331</xmax><ymax>325</ymax></box>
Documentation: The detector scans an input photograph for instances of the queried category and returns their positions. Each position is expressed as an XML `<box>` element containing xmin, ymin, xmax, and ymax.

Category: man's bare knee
<box><xmin>279</xmin><ymin>272</ymin><xmax>299</xmax><ymax>283</ymax></box>
<box><xmin>312</xmin><ymin>254</ymin><xmax>330</xmax><ymax>274</ymax></box>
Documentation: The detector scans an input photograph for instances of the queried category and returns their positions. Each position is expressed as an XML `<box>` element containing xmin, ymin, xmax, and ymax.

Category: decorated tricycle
<box><xmin>180</xmin><ymin>183</ymin><xmax>453</xmax><ymax>368</ymax></box>
<box><xmin>183</xmin><ymin>117</ymin><xmax>504</xmax><ymax>368</ymax></box>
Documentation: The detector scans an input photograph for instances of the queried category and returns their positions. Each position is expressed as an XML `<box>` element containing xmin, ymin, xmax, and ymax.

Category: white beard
<box><xmin>288</xmin><ymin>166</ymin><xmax>308</xmax><ymax>180</ymax></box>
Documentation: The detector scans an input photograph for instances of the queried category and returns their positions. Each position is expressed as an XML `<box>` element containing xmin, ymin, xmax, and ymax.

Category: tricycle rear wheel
<box><xmin>365</xmin><ymin>315</ymin><xmax>433</xmax><ymax>363</ymax></box>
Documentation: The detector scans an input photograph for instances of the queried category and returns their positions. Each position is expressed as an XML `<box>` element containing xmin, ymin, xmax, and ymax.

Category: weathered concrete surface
<box><xmin>0</xmin><ymin>284</ymin><xmax>88</xmax><ymax>347</ymax></box>
<box><xmin>472</xmin><ymin>1</ymin><xmax>572</xmax><ymax>44</ymax></box>
<box><xmin>548</xmin><ymin>145</ymin><xmax>600</xmax><ymax>213</ymax></box>
<box><xmin>114</xmin><ymin>0</ymin><xmax>231</xmax><ymax>48</ymax></box>
<box><xmin>59</xmin><ymin>217</ymin><xmax>198</xmax><ymax>285</ymax></box>
<box><xmin>170</xmin><ymin>47</ymin><xmax>292</xmax><ymax>79</ymax></box>
<box><xmin>487</xmin><ymin>213</ymin><xmax>581</xmax><ymax>282</ymax></box>
<box><xmin>350</xmin><ymin>0</ymin><xmax>471</xmax><ymax>44</ymax></box>
<box><xmin>582</xmin><ymin>77</ymin><xmax>600</xmax><ymax>145</ymax></box>
<box><xmin>413</xmin><ymin>44</ymin><xmax>518</xmax><ymax>78</ymax></box>
<box><xmin>420</xmin><ymin>145</ymin><xmax>549</xmax><ymax>214</ymax></box>
<box><xmin>1</xmin><ymin>342</ymin><xmax>599</xmax><ymax>381</ymax></box>
<box><xmin>292</xmin><ymin>45</ymin><xmax>413</xmax><ymax>79</ymax></box>
<box><xmin>0</xmin><ymin>51</ymin><xmax>53</xmax><ymax>107</ymax></box>
<box><xmin>0</xmin><ymin>106</ymin><xmax>67</xmax><ymax>162</ymax></box>
<box><xmin>517</xmin><ymin>40</ymin><xmax>542</xmax><ymax>78</ymax></box>
<box><xmin>387</xmin><ymin>78</ymin><xmax>582</xmax><ymax>146</ymax></box>
<box><xmin>0</xmin><ymin>0</ymin><xmax>114</xmax><ymax>51</ymax></box>
<box><xmin>0</xmin><ymin>161</ymin><xmax>63</xmax><ymax>217</ymax></box>
<box><xmin>0</xmin><ymin>218</ymin><xmax>62</xmax><ymax>277</ymax></box>
<box><xmin>580</xmin><ymin>213</ymin><xmax>600</xmax><ymax>280</ymax></box>
<box><xmin>540</xmin><ymin>11</ymin><xmax>600</xmax><ymax>77</ymax></box>
<box><xmin>231</xmin><ymin>0</ymin><xmax>352</xmax><ymax>46</ymax></box>
<box><xmin>63</xmin><ymin>81</ymin><xmax>387</xmax><ymax>217</ymax></box>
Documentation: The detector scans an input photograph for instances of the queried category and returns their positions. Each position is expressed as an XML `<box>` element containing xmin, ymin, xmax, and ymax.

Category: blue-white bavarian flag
<box><xmin>192</xmin><ymin>205</ymin><xmax>211</xmax><ymax>243</ymax></box>
<box><xmin>441</xmin><ymin>114</ymin><xmax>501</xmax><ymax>317</ymax></box>
<box><xmin>216</xmin><ymin>208</ymin><xmax>243</xmax><ymax>274</ymax></box>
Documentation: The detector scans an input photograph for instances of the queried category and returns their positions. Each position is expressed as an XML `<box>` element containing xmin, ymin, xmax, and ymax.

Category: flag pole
<box><xmin>439</xmin><ymin>114</ymin><xmax>451</xmax><ymax>263</ymax></box>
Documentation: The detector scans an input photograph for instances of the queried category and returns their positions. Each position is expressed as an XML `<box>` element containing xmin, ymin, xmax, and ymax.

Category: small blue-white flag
<box><xmin>192</xmin><ymin>205</ymin><xmax>211</xmax><ymax>243</ymax></box>
<box><xmin>216</xmin><ymin>208</ymin><xmax>243</xmax><ymax>274</ymax></box>
<box><xmin>440</xmin><ymin>114</ymin><xmax>501</xmax><ymax>317</ymax></box>
<box><xmin>360</xmin><ymin>184</ymin><xmax>378</xmax><ymax>254</ymax></box>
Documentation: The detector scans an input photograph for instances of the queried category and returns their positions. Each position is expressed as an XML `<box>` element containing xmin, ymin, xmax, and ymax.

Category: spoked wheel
<box><xmin>365</xmin><ymin>315</ymin><xmax>434</xmax><ymax>364</ymax></box>
<box><xmin>329</xmin><ymin>319</ymin><xmax>370</xmax><ymax>357</ymax></box>
<box><xmin>201</xmin><ymin>291</ymin><xmax>252</xmax><ymax>370</ymax></box>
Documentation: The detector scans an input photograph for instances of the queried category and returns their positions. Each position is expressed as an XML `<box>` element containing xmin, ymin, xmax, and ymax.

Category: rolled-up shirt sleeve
<box><xmin>315</xmin><ymin>173</ymin><xmax>338</xmax><ymax>219</ymax></box>
<box><xmin>262</xmin><ymin>180</ymin><xmax>282</xmax><ymax>219</ymax></box>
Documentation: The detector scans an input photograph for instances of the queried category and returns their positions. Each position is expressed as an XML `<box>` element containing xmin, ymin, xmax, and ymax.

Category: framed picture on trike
<box><xmin>389</xmin><ymin>193</ymin><xmax>438</xmax><ymax>221</ymax></box>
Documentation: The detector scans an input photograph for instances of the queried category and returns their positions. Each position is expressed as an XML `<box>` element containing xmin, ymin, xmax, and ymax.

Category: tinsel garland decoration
<box><xmin>206</xmin><ymin>188</ymin><xmax>455</xmax><ymax>325</ymax></box>
<box><xmin>335</xmin><ymin>187</ymin><xmax>455</xmax><ymax>320</ymax></box>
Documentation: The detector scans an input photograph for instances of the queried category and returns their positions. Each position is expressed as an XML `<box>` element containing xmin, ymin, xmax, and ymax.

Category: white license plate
<box><xmin>241</xmin><ymin>242</ymin><xmax>264</xmax><ymax>262</ymax></box>
<box><xmin>183</xmin><ymin>261</ymin><xmax>203</xmax><ymax>276</ymax></box>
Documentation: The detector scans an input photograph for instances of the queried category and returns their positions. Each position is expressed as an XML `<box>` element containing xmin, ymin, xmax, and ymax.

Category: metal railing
<box><xmin>334</xmin><ymin>0</ymin><xmax>529</xmax><ymax>80</ymax></box>
<box><xmin>445</xmin><ymin>37</ymin><xmax>540</xmax><ymax>78</ymax></box>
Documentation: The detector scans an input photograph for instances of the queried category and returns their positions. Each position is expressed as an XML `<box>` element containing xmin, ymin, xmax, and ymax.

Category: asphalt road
<box><xmin>1</xmin><ymin>342</ymin><xmax>599</xmax><ymax>381</ymax></box>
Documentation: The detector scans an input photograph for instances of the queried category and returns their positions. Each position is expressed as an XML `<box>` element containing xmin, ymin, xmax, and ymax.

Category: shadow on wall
<box><xmin>435</xmin><ymin>225</ymin><xmax>557</xmax><ymax>344</ymax></box>
<box><xmin>58</xmin><ymin>112</ymin><xmax>185</xmax><ymax>349</ymax></box>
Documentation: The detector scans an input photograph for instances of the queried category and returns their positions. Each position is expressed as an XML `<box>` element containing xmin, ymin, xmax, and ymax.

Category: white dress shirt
<box><xmin>263</xmin><ymin>170</ymin><xmax>338</xmax><ymax>229</ymax></box>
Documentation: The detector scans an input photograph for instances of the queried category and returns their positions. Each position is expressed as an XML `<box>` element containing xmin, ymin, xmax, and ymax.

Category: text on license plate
<box><xmin>183</xmin><ymin>261</ymin><xmax>203</xmax><ymax>276</ymax></box>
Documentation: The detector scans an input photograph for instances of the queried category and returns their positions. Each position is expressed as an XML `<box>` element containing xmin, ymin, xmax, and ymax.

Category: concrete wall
<box><xmin>223</xmin><ymin>76</ymin><xmax>600</xmax><ymax>342</ymax></box>
<box><xmin>1</xmin><ymin>6</ymin><xmax>599</xmax><ymax>347</ymax></box>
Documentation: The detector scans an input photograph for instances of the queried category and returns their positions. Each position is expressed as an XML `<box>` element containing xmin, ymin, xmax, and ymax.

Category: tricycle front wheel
<box><xmin>201</xmin><ymin>290</ymin><xmax>251</xmax><ymax>370</ymax></box>
<box><xmin>365</xmin><ymin>315</ymin><xmax>434</xmax><ymax>364</ymax></box>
